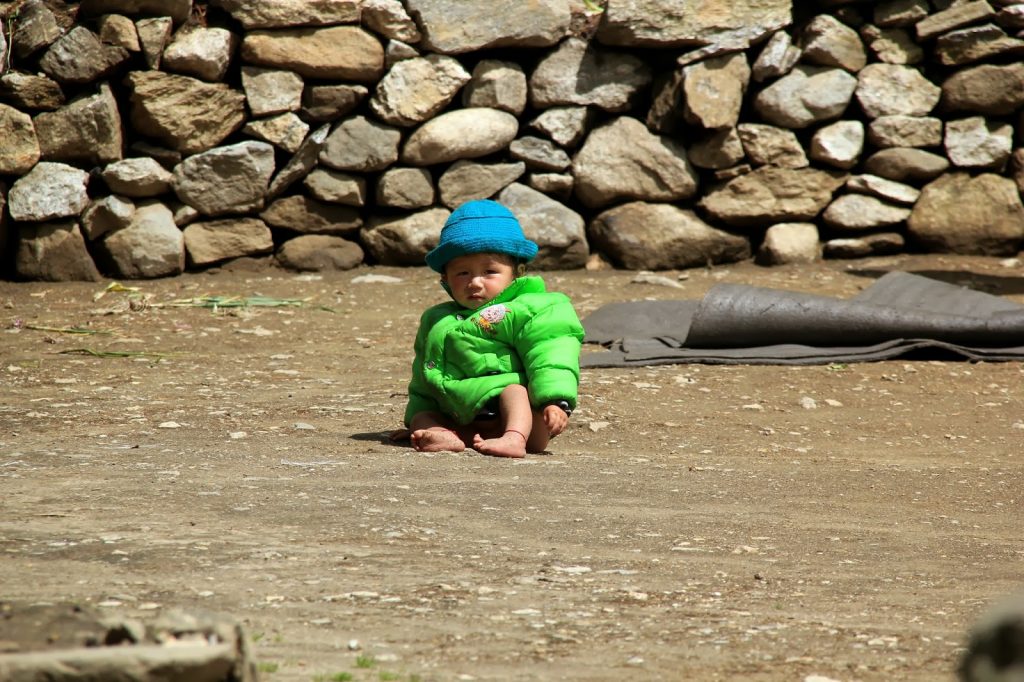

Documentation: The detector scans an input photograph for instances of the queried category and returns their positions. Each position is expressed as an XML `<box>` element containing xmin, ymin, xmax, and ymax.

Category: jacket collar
<box><xmin>445</xmin><ymin>276</ymin><xmax>546</xmax><ymax>310</ymax></box>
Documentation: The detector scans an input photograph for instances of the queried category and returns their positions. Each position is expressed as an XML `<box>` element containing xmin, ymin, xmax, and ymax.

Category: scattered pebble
<box><xmin>351</xmin><ymin>274</ymin><xmax>403</xmax><ymax>284</ymax></box>
<box><xmin>293</xmin><ymin>422</ymin><xmax>316</xmax><ymax>430</ymax></box>
<box><xmin>588</xmin><ymin>421</ymin><xmax>610</xmax><ymax>432</ymax></box>
<box><xmin>158</xmin><ymin>421</ymin><xmax>181</xmax><ymax>429</ymax></box>
<box><xmin>553</xmin><ymin>565</ymin><xmax>591</xmax><ymax>574</ymax></box>
<box><xmin>229</xmin><ymin>431</ymin><xmax>247</xmax><ymax>439</ymax></box>
<box><xmin>631</xmin><ymin>272</ymin><xmax>684</xmax><ymax>288</ymax></box>
<box><xmin>347</xmin><ymin>639</ymin><xmax>360</xmax><ymax>651</ymax></box>
<box><xmin>800</xmin><ymin>397</ymin><xmax>818</xmax><ymax>410</ymax></box>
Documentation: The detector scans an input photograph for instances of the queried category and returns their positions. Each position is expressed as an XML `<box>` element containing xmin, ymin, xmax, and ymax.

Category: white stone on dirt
<box><xmin>758</xmin><ymin>223</ymin><xmax>820</xmax><ymax>265</ymax></box>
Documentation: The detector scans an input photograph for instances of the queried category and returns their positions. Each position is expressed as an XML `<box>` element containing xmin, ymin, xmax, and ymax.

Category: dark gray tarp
<box><xmin>581</xmin><ymin>272</ymin><xmax>1024</xmax><ymax>367</ymax></box>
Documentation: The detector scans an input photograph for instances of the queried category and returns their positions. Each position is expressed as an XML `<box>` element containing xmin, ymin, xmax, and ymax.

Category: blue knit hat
<box><xmin>425</xmin><ymin>199</ymin><xmax>538</xmax><ymax>273</ymax></box>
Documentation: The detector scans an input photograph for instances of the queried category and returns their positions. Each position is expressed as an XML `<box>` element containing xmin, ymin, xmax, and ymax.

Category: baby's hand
<box><xmin>542</xmin><ymin>404</ymin><xmax>568</xmax><ymax>437</ymax></box>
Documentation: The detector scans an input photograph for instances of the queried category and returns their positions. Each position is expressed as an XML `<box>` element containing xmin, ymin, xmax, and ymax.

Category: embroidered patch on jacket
<box><xmin>475</xmin><ymin>304</ymin><xmax>508</xmax><ymax>334</ymax></box>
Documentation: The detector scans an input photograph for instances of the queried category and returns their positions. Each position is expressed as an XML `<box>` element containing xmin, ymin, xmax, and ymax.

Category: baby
<box><xmin>400</xmin><ymin>199</ymin><xmax>584</xmax><ymax>458</ymax></box>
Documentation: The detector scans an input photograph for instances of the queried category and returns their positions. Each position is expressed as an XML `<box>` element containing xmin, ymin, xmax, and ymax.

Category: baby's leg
<box><xmin>472</xmin><ymin>385</ymin><xmax>534</xmax><ymax>458</ymax></box>
<box><xmin>409</xmin><ymin>411</ymin><xmax>466</xmax><ymax>452</ymax></box>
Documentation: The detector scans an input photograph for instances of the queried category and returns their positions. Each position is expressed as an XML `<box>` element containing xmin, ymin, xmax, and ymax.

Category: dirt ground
<box><xmin>1</xmin><ymin>253</ymin><xmax>1023</xmax><ymax>682</ymax></box>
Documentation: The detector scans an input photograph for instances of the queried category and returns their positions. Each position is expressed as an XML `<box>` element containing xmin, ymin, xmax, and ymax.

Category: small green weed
<box><xmin>257</xmin><ymin>661</ymin><xmax>279</xmax><ymax>673</ymax></box>
<box><xmin>378</xmin><ymin>672</ymin><xmax>400</xmax><ymax>681</ymax></box>
<box><xmin>355</xmin><ymin>654</ymin><xmax>376</xmax><ymax>669</ymax></box>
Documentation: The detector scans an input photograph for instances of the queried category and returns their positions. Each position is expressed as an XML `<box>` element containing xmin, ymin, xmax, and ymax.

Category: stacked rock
<box><xmin>0</xmin><ymin>0</ymin><xmax>1023</xmax><ymax>281</ymax></box>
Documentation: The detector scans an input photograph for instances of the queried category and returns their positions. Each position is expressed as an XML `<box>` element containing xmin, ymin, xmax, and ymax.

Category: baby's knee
<box><xmin>500</xmin><ymin>383</ymin><xmax>528</xmax><ymax>398</ymax></box>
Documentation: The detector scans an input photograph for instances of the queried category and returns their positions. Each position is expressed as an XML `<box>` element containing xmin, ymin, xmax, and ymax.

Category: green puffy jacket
<box><xmin>404</xmin><ymin>276</ymin><xmax>584</xmax><ymax>426</ymax></box>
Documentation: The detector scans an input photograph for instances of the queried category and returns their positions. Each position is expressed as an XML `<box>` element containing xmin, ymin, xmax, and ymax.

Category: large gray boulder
<box><xmin>401</xmin><ymin>108</ymin><xmax>519</xmax><ymax>165</ymax></box>
<box><xmin>10</xmin><ymin>0</ymin><xmax>62</xmax><ymax>59</ymax></box>
<box><xmin>362</xmin><ymin>207</ymin><xmax>450</xmax><ymax>265</ymax></box>
<box><xmin>437</xmin><ymin>161</ymin><xmax>525</xmax><ymax>209</ymax></box>
<box><xmin>495</xmin><ymin>183</ymin><xmax>588</xmax><ymax>270</ymax></box>
<box><xmin>172</xmin><ymin>142</ymin><xmax>276</xmax><ymax>217</ymax></box>
<box><xmin>404</xmin><ymin>0</ymin><xmax>569</xmax><ymax>53</ymax></box>
<box><xmin>855</xmin><ymin>63</ymin><xmax>941</xmax><ymax>118</ymax></box>
<box><xmin>241</xmin><ymin>67</ymin><xmax>304</xmax><ymax>117</ymax></box>
<box><xmin>260</xmin><ymin>195</ymin><xmax>362</xmax><ymax>236</ymax></box>
<box><xmin>940</xmin><ymin>62</ymin><xmax>1024</xmax><ymax>115</ymax></box>
<box><xmin>822</xmin><ymin>194</ymin><xmax>912</xmax><ymax>231</ymax></box>
<box><xmin>0</xmin><ymin>104</ymin><xmax>40</xmax><ymax>175</ymax></box>
<box><xmin>38</xmin><ymin>26</ymin><xmax>129</xmax><ymax>85</ymax></box>
<box><xmin>369</xmin><ymin>54</ymin><xmax>470</xmax><ymax>126</ymax></box>
<box><xmin>753</xmin><ymin>65</ymin><xmax>857</xmax><ymax>129</ymax></box>
<box><xmin>276</xmin><ymin>234</ymin><xmax>365</xmax><ymax>271</ymax></box>
<box><xmin>8</xmin><ymin>162</ymin><xmax>90</xmax><ymax>222</ymax></box>
<box><xmin>572</xmin><ymin>116</ymin><xmax>698</xmax><ymax>209</ymax></box>
<box><xmin>240</xmin><ymin>26</ymin><xmax>384</xmax><ymax>81</ymax></box>
<box><xmin>862</xmin><ymin>148</ymin><xmax>950</xmax><ymax>183</ymax></box>
<box><xmin>589</xmin><ymin>202</ymin><xmax>751</xmax><ymax>270</ymax></box>
<box><xmin>33</xmin><ymin>84</ymin><xmax>123</xmax><ymax>165</ymax></box>
<box><xmin>944</xmin><ymin>116</ymin><xmax>1013</xmax><ymax>170</ymax></box>
<box><xmin>95</xmin><ymin>201</ymin><xmax>185</xmax><ymax>279</ymax></box>
<box><xmin>699</xmin><ymin>167</ymin><xmax>847</xmax><ymax>227</ymax></box>
<box><xmin>908</xmin><ymin>172</ymin><xmax>1024</xmax><ymax>255</ymax></box>
<box><xmin>361</xmin><ymin>0</ymin><xmax>422</xmax><ymax>43</ymax></box>
<box><xmin>0</xmin><ymin>72</ymin><xmax>66</xmax><ymax>111</ymax></box>
<box><xmin>183</xmin><ymin>218</ymin><xmax>275</xmax><ymax>267</ymax></box>
<box><xmin>81</xmin><ymin>195</ymin><xmax>135</xmax><ymax>241</ymax></box>
<box><xmin>757</xmin><ymin>223</ymin><xmax>820</xmax><ymax>265</ymax></box>
<box><xmin>101</xmin><ymin>158</ymin><xmax>173</xmax><ymax>198</ymax></box>
<box><xmin>126</xmin><ymin>71</ymin><xmax>246</xmax><ymax>154</ymax></box>
<box><xmin>462</xmin><ymin>60</ymin><xmax>527</xmax><ymax>115</ymax></box>
<box><xmin>597</xmin><ymin>0</ymin><xmax>790</xmax><ymax>49</ymax></box>
<box><xmin>529</xmin><ymin>38</ymin><xmax>652</xmax><ymax>112</ymax></box>
<box><xmin>320</xmin><ymin>115</ymin><xmax>401</xmax><ymax>172</ymax></box>
<box><xmin>680</xmin><ymin>53</ymin><xmax>750</xmax><ymax>130</ymax></box>
<box><xmin>162</xmin><ymin>26</ymin><xmax>238</xmax><ymax>82</ymax></box>
<box><xmin>799</xmin><ymin>14</ymin><xmax>867</xmax><ymax>72</ymax></box>
<box><xmin>15</xmin><ymin>222</ymin><xmax>102</xmax><ymax>282</ymax></box>
<box><xmin>306</xmin><ymin>168</ymin><xmax>368</xmax><ymax>207</ymax></box>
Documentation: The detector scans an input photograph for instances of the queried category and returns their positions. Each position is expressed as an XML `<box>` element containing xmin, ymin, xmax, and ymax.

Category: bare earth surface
<box><xmin>1</xmin><ymin>254</ymin><xmax>1022</xmax><ymax>682</ymax></box>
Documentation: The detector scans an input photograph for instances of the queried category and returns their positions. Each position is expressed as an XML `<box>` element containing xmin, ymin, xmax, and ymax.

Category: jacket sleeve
<box><xmin>514</xmin><ymin>296</ymin><xmax>585</xmax><ymax>409</ymax></box>
<box><xmin>404</xmin><ymin>312</ymin><xmax>441</xmax><ymax>426</ymax></box>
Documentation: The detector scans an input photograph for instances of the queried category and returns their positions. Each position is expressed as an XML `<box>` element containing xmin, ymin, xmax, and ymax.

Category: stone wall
<box><xmin>1</xmin><ymin>0</ymin><xmax>1023</xmax><ymax>280</ymax></box>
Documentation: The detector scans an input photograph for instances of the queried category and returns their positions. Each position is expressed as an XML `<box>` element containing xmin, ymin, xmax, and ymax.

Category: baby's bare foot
<box><xmin>472</xmin><ymin>431</ymin><xmax>527</xmax><ymax>459</ymax></box>
<box><xmin>411</xmin><ymin>428</ymin><xmax>465</xmax><ymax>452</ymax></box>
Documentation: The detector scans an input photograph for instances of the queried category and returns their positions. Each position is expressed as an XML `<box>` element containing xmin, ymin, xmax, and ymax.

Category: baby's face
<box><xmin>443</xmin><ymin>253</ymin><xmax>516</xmax><ymax>309</ymax></box>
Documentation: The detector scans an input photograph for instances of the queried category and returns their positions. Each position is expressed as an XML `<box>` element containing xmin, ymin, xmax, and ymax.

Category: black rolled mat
<box><xmin>581</xmin><ymin>272</ymin><xmax>1024</xmax><ymax>367</ymax></box>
